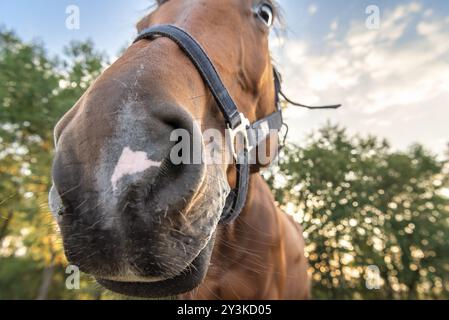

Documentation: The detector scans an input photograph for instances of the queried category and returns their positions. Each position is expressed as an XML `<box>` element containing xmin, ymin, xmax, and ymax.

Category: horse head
<box><xmin>49</xmin><ymin>0</ymin><xmax>281</xmax><ymax>297</ymax></box>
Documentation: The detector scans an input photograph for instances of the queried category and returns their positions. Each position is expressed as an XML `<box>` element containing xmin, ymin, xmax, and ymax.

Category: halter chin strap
<box><xmin>134</xmin><ymin>24</ymin><xmax>284</xmax><ymax>224</ymax></box>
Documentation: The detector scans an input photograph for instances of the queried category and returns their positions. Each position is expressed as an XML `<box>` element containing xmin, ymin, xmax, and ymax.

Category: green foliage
<box><xmin>0</xmin><ymin>29</ymin><xmax>107</xmax><ymax>299</ymax></box>
<box><xmin>265</xmin><ymin>124</ymin><xmax>449</xmax><ymax>299</ymax></box>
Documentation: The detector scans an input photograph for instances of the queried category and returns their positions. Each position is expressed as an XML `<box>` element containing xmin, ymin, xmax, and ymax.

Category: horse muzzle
<box><xmin>49</xmin><ymin>100</ymin><xmax>229</xmax><ymax>297</ymax></box>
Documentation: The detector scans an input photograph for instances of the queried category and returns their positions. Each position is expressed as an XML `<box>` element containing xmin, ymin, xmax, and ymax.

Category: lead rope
<box><xmin>276</xmin><ymin>82</ymin><xmax>342</xmax><ymax>151</ymax></box>
<box><xmin>279</xmin><ymin>90</ymin><xmax>342</xmax><ymax>110</ymax></box>
<box><xmin>273</xmin><ymin>68</ymin><xmax>342</xmax><ymax>110</ymax></box>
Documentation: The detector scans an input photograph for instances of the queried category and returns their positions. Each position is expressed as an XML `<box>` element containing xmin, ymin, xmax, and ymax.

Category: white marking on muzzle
<box><xmin>111</xmin><ymin>147</ymin><xmax>161</xmax><ymax>191</ymax></box>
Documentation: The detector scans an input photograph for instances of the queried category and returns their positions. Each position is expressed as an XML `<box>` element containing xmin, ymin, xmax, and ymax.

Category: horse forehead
<box><xmin>142</xmin><ymin>0</ymin><xmax>251</xmax><ymax>28</ymax></box>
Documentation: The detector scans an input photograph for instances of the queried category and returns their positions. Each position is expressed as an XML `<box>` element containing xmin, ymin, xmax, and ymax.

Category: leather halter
<box><xmin>133</xmin><ymin>25</ymin><xmax>284</xmax><ymax>224</ymax></box>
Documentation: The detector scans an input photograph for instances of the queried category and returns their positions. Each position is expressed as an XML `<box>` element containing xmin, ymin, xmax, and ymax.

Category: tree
<box><xmin>265</xmin><ymin>124</ymin><xmax>449</xmax><ymax>299</ymax></box>
<box><xmin>0</xmin><ymin>29</ymin><xmax>107</xmax><ymax>299</ymax></box>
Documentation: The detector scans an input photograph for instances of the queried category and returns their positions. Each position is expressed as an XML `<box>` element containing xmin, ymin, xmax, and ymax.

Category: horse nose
<box><xmin>50</xmin><ymin>101</ymin><xmax>207</xmax><ymax>274</ymax></box>
<box><xmin>111</xmin><ymin>102</ymin><xmax>206</xmax><ymax>212</ymax></box>
<box><xmin>53</xmin><ymin>101</ymin><xmax>205</xmax><ymax>216</ymax></box>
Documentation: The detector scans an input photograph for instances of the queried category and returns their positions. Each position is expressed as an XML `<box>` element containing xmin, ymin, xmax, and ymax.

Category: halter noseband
<box><xmin>133</xmin><ymin>24</ymin><xmax>284</xmax><ymax>224</ymax></box>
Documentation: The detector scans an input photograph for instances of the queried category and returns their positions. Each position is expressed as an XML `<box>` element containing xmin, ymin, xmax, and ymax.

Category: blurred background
<box><xmin>0</xmin><ymin>0</ymin><xmax>448</xmax><ymax>299</ymax></box>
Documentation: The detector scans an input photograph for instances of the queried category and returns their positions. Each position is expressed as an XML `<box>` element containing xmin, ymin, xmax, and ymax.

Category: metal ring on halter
<box><xmin>227</xmin><ymin>113</ymin><xmax>255</xmax><ymax>160</ymax></box>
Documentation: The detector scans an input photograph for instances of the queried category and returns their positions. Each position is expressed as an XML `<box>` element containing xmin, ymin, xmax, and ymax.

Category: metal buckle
<box><xmin>228</xmin><ymin>113</ymin><xmax>254</xmax><ymax>160</ymax></box>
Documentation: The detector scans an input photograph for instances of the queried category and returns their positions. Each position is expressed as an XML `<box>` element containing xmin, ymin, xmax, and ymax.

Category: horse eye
<box><xmin>257</xmin><ymin>3</ymin><xmax>274</xmax><ymax>27</ymax></box>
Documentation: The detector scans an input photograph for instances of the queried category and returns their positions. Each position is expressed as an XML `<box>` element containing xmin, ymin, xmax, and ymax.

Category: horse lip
<box><xmin>96</xmin><ymin>236</ymin><xmax>216</xmax><ymax>298</ymax></box>
<box><xmin>97</xmin><ymin>275</ymin><xmax>167</xmax><ymax>284</ymax></box>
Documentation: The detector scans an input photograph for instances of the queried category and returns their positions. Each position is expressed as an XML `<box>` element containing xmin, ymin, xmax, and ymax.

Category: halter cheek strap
<box><xmin>134</xmin><ymin>24</ymin><xmax>283</xmax><ymax>224</ymax></box>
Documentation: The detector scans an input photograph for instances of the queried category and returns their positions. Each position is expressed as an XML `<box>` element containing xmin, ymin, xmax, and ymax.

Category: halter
<box><xmin>133</xmin><ymin>24</ymin><xmax>340</xmax><ymax>224</ymax></box>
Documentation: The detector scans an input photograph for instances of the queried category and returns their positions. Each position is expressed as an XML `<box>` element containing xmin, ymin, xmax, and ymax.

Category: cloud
<box><xmin>330</xmin><ymin>20</ymin><xmax>339</xmax><ymax>31</ymax></box>
<box><xmin>308</xmin><ymin>4</ymin><xmax>318</xmax><ymax>16</ymax></box>
<box><xmin>271</xmin><ymin>2</ymin><xmax>449</xmax><ymax>155</ymax></box>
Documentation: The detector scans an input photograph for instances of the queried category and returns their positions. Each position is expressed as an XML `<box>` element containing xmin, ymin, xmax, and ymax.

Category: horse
<box><xmin>49</xmin><ymin>0</ymin><xmax>310</xmax><ymax>300</ymax></box>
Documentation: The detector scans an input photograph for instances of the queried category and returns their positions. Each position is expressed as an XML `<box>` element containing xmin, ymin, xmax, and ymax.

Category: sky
<box><xmin>1</xmin><ymin>0</ymin><xmax>448</xmax><ymax>156</ymax></box>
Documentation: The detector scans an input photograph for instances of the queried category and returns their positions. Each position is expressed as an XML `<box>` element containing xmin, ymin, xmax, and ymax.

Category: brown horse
<box><xmin>49</xmin><ymin>0</ymin><xmax>310</xmax><ymax>300</ymax></box>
